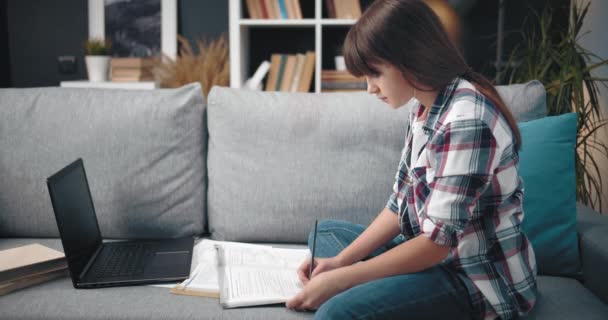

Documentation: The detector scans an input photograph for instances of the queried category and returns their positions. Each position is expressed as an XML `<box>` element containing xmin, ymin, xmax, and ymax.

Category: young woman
<box><xmin>285</xmin><ymin>0</ymin><xmax>538</xmax><ymax>319</ymax></box>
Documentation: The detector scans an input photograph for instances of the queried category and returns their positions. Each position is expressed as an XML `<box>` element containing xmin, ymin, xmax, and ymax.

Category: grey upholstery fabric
<box><xmin>0</xmin><ymin>238</ymin><xmax>313</xmax><ymax>320</ymax></box>
<box><xmin>205</xmin><ymin>82</ymin><xmax>548</xmax><ymax>242</ymax></box>
<box><xmin>523</xmin><ymin>276</ymin><xmax>608</xmax><ymax>320</ymax></box>
<box><xmin>0</xmin><ymin>84</ymin><xmax>207</xmax><ymax>239</ymax></box>
<box><xmin>577</xmin><ymin>203</ymin><xmax>608</xmax><ymax>304</ymax></box>
<box><xmin>206</xmin><ymin>88</ymin><xmax>410</xmax><ymax>242</ymax></box>
<box><xmin>496</xmin><ymin>80</ymin><xmax>547</xmax><ymax>122</ymax></box>
<box><xmin>1</xmin><ymin>238</ymin><xmax>606</xmax><ymax>320</ymax></box>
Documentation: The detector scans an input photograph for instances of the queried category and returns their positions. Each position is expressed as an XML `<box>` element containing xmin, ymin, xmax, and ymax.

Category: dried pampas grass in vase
<box><xmin>155</xmin><ymin>34</ymin><xmax>229</xmax><ymax>97</ymax></box>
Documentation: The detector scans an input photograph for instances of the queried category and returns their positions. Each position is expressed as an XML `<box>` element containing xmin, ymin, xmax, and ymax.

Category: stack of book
<box><xmin>325</xmin><ymin>0</ymin><xmax>362</xmax><ymax>19</ymax></box>
<box><xmin>321</xmin><ymin>70</ymin><xmax>367</xmax><ymax>92</ymax></box>
<box><xmin>265</xmin><ymin>51</ymin><xmax>316</xmax><ymax>92</ymax></box>
<box><xmin>246</xmin><ymin>0</ymin><xmax>303</xmax><ymax>19</ymax></box>
<box><xmin>0</xmin><ymin>244</ymin><xmax>68</xmax><ymax>296</ymax></box>
<box><xmin>110</xmin><ymin>57</ymin><xmax>156</xmax><ymax>82</ymax></box>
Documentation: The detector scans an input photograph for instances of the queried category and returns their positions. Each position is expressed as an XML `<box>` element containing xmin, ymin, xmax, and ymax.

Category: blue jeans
<box><xmin>309</xmin><ymin>220</ymin><xmax>474</xmax><ymax>320</ymax></box>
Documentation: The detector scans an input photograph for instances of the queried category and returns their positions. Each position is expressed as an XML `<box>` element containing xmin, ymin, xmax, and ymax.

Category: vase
<box><xmin>85</xmin><ymin>56</ymin><xmax>110</xmax><ymax>82</ymax></box>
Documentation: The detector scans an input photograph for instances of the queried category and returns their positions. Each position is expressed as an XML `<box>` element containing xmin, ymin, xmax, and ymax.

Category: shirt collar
<box><xmin>421</xmin><ymin>77</ymin><xmax>461</xmax><ymax>135</ymax></box>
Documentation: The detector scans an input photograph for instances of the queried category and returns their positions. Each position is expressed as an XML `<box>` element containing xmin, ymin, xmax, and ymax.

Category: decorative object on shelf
<box><xmin>244</xmin><ymin>61</ymin><xmax>271</xmax><ymax>90</ymax></box>
<box><xmin>503</xmin><ymin>3</ymin><xmax>608</xmax><ymax>212</ymax></box>
<box><xmin>334</xmin><ymin>56</ymin><xmax>346</xmax><ymax>71</ymax></box>
<box><xmin>84</xmin><ymin>38</ymin><xmax>112</xmax><ymax>82</ymax></box>
<box><xmin>87</xmin><ymin>0</ymin><xmax>177</xmax><ymax>60</ymax></box>
<box><xmin>155</xmin><ymin>35</ymin><xmax>229</xmax><ymax>97</ymax></box>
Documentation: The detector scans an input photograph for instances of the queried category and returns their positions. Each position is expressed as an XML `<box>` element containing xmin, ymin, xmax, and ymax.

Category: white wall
<box><xmin>575</xmin><ymin>0</ymin><xmax>608</xmax><ymax>213</ymax></box>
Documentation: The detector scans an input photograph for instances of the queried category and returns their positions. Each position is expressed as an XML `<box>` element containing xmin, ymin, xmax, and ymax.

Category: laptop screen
<box><xmin>47</xmin><ymin>159</ymin><xmax>102</xmax><ymax>279</ymax></box>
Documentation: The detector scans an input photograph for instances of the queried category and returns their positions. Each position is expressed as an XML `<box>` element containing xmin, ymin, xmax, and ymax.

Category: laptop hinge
<box><xmin>79</xmin><ymin>244</ymin><xmax>104</xmax><ymax>280</ymax></box>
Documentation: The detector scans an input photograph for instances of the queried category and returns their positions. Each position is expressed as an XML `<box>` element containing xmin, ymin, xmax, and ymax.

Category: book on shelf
<box><xmin>217</xmin><ymin>243</ymin><xmax>309</xmax><ymax>308</ymax></box>
<box><xmin>297</xmin><ymin>51</ymin><xmax>316</xmax><ymax>92</ymax></box>
<box><xmin>326</xmin><ymin>0</ymin><xmax>361</xmax><ymax>19</ymax></box>
<box><xmin>246</xmin><ymin>0</ymin><xmax>302</xmax><ymax>19</ymax></box>
<box><xmin>264</xmin><ymin>51</ymin><xmax>315</xmax><ymax>92</ymax></box>
<box><xmin>279</xmin><ymin>55</ymin><xmax>297</xmax><ymax>91</ymax></box>
<box><xmin>110</xmin><ymin>57</ymin><xmax>157</xmax><ymax>68</ymax></box>
<box><xmin>0</xmin><ymin>243</ymin><xmax>68</xmax><ymax>296</ymax></box>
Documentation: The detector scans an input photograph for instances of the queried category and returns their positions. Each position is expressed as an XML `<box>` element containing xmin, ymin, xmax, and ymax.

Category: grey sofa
<box><xmin>0</xmin><ymin>83</ymin><xmax>607</xmax><ymax>319</ymax></box>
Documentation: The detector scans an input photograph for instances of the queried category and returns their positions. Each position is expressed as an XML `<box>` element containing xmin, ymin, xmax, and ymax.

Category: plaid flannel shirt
<box><xmin>387</xmin><ymin>78</ymin><xmax>537</xmax><ymax>319</ymax></box>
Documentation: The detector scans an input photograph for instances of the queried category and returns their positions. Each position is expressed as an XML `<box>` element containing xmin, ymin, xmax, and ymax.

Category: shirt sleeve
<box><xmin>386</xmin><ymin>147</ymin><xmax>410</xmax><ymax>215</ymax></box>
<box><xmin>420</xmin><ymin>118</ymin><xmax>499</xmax><ymax>247</ymax></box>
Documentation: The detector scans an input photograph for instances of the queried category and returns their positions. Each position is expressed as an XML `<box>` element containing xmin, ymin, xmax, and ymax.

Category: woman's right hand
<box><xmin>296</xmin><ymin>256</ymin><xmax>346</xmax><ymax>285</ymax></box>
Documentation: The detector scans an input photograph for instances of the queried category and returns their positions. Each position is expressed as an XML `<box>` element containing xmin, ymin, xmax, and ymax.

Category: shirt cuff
<box><xmin>420</xmin><ymin>217</ymin><xmax>460</xmax><ymax>248</ymax></box>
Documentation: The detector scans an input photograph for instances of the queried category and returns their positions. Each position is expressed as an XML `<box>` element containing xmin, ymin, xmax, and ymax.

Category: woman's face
<box><xmin>366</xmin><ymin>64</ymin><xmax>414</xmax><ymax>108</ymax></box>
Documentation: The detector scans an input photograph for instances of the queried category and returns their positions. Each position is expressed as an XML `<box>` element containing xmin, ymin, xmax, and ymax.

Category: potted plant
<box><xmin>84</xmin><ymin>38</ymin><xmax>112</xmax><ymax>82</ymax></box>
<box><xmin>503</xmin><ymin>3</ymin><xmax>608</xmax><ymax>211</ymax></box>
<box><xmin>154</xmin><ymin>35</ymin><xmax>229</xmax><ymax>97</ymax></box>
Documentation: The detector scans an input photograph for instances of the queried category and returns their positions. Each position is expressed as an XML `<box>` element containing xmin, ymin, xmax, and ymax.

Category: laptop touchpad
<box><xmin>147</xmin><ymin>251</ymin><xmax>191</xmax><ymax>277</ymax></box>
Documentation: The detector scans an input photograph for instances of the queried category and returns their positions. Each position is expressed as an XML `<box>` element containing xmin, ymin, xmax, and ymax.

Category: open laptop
<box><xmin>46</xmin><ymin>158</ymin><xmax>193</xmax><ymax>289</ymax></box>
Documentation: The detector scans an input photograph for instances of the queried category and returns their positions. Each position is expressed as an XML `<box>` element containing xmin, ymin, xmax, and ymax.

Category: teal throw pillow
<box><xmin>519</xmin><ymin>112</ymin><xmax>579</xmax><ymax>276</ymax></box>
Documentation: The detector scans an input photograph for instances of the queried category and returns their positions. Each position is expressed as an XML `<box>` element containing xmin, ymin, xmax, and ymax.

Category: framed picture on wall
<box><xmin>88</xmin><ymin>0</ymin><xmax>177</xmax><ymax>60</ymax></box>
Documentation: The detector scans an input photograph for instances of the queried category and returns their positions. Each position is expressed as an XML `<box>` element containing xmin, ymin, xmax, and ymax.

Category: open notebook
<box><xmin>216</xmin><ymin>245</ymin><xmax>309</xmax><ymax>308</ymax></box>
<box><xmin>170</xmin><ymin>240</ymin><xmax>272</xmax><ymax>298</ymax></box>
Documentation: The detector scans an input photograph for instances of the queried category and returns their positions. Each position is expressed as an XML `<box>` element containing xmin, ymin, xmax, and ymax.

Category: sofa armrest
<box><xmin>576</xmin><ymin>202</ymin><xmax>608</xmax><ymax>304</ymax></box>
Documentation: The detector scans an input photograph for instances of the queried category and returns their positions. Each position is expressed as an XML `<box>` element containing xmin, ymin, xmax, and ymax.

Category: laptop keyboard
<box><xmin>95</xmin><ymin>244</ymin><xmax>153</xmax><ymax>278</ymax></box>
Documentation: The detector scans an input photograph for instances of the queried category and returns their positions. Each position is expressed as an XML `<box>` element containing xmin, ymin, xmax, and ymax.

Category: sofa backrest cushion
<box><xmin>0</xmin><ymin>83</ymin><xmax>207</xmax><ymax>239</ymax></box>
<box><xmin>205</xmin><ymin>81</ymin><xmax>547</xmax><ymax>243</ymax></box>
<box><xmin>496</xmin><ymin>80</ymin><xmax>547</xmax><ymax>123</ymax></box>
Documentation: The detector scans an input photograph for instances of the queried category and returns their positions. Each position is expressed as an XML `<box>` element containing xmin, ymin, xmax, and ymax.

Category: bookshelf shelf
<box><xmin>239</xmin><ymin>19</ymin><xmax>317</xmax><ymax>26</ymax></box>
<box><xmin>229</xmin><ymin>0</ymin><xmax>367</xmax><ymax>93</ymax></box>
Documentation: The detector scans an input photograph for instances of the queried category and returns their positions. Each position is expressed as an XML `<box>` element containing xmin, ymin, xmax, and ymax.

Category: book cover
<box><xmin>274</xmin><ymin>54</ymin><xmax>288</xmax><ymax>91</ymax></box>
<box><xmin>110</xmin><ymin>57</ymin><xmax>156</xmax><ymax>68</ymax></box>
<box><xmin>260</xmin><ymin>0</ymin><xmax>269</xmax><ymax>19</ymax></box>
<box><xmin>277</xmin><ymin>0</ymin><xmax>288</xmax><ymax>19</ymax></box>
<box><xmin>0</xmin><ymin>268</ymin><xmax>68</xmax><ymax>296</ymax></box>
<box><xmin>279</xmin><ymin>55</ymin><xmax>297</xmax><ymax>92</ymax></box>
<box><xmin>0</xmin><ymin>244</ymin><xmax>66</xmax><ymax>283</ymax></box>
<box><xmin>292</xmin><ymin>0</ymin><xmax>303</xmax><ymax>19</ymax></box>
<box><xmin>265</xmin><ymin>54</ymin><xmax>282</xmax><ymax>91</ymax></box>
<box><xmin>289</xmin><ymin>54</ymin><xmax>306</xmax><ymax>92</ymax></box>
<box><xmin>297</xmin><ymin>51</ymin><xmax>316</xmax><ymax>92</ymax></box>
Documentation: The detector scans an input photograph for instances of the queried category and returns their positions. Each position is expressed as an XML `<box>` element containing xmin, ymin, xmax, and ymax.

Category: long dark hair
<box><xmin>343</xmin><ymin>0</ymin><xmax>521</xmax><ymax>149</ymax></box>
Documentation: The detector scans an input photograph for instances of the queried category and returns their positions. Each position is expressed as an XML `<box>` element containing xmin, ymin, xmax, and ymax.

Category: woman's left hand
<box><xmin>285</xmin><ymin>269</ymin><xmax>347</xmax><ymax>311</ymax></box>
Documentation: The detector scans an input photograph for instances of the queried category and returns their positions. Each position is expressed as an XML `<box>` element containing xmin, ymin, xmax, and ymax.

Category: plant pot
<box><xmin>85</xmin><ymin>55</ymin><xmax>110</xmax><ymax>82</ymax></box>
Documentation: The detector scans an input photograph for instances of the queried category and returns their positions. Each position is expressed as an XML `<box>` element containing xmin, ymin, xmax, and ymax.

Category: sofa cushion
<box><xmin>206</xmin><ymin>88</ymin><xmax>409</xmax><ymax>242</ymax></box>
<box><xmin>0</xmin><ymin>238</ymin><xmax>313</xmax><ymax>320</ymax></box>
<box><xmin>496</xmin><ymin>80</ymin><xmax>547</xmax><ymax>122</ymax></box>
<box><xmin>522</xmin><ymin>276</ymin><xmax>608</xmax><ymax>319</ymax></box>
<box><xmin>205</xmin><ymin>81</ymin><xmax>547</xmax><ymax>242</ymax></box>
<box><xmin>0</xmin><ymin>84</ymin><xmax>207</xmax><ymax>239</ymax></box>
<box><xmin>518</xmin><ymin>113</ymin><xmax>579</xmax><ymax>276</ymax></box>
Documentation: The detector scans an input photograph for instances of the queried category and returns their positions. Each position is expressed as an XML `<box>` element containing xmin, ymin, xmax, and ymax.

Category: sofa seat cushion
<box><xmin>523</xmin><ymin>276</ymin><xmax>608</xmax><ymax>319</ymax></box>
<box><xmin>0</xmin><ymin>238</ymin><xmax>312</xmax><ymax>320</ymax></box>
<box><xmin>0</xmin><ymin>84</ymin><xmax>207</xmax><ymax>239</ymax></box>
<box><xmin>2</xmin><ymin>239</ymin><xmax>607</xmax><ymax>320</ymax></box>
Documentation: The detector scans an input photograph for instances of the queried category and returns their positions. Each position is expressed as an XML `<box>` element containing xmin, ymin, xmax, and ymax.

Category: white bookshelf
<box><xmin>229</xmin><ymin>0</ymin><xmax>358</xmax><ymax>93</ymax></box>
